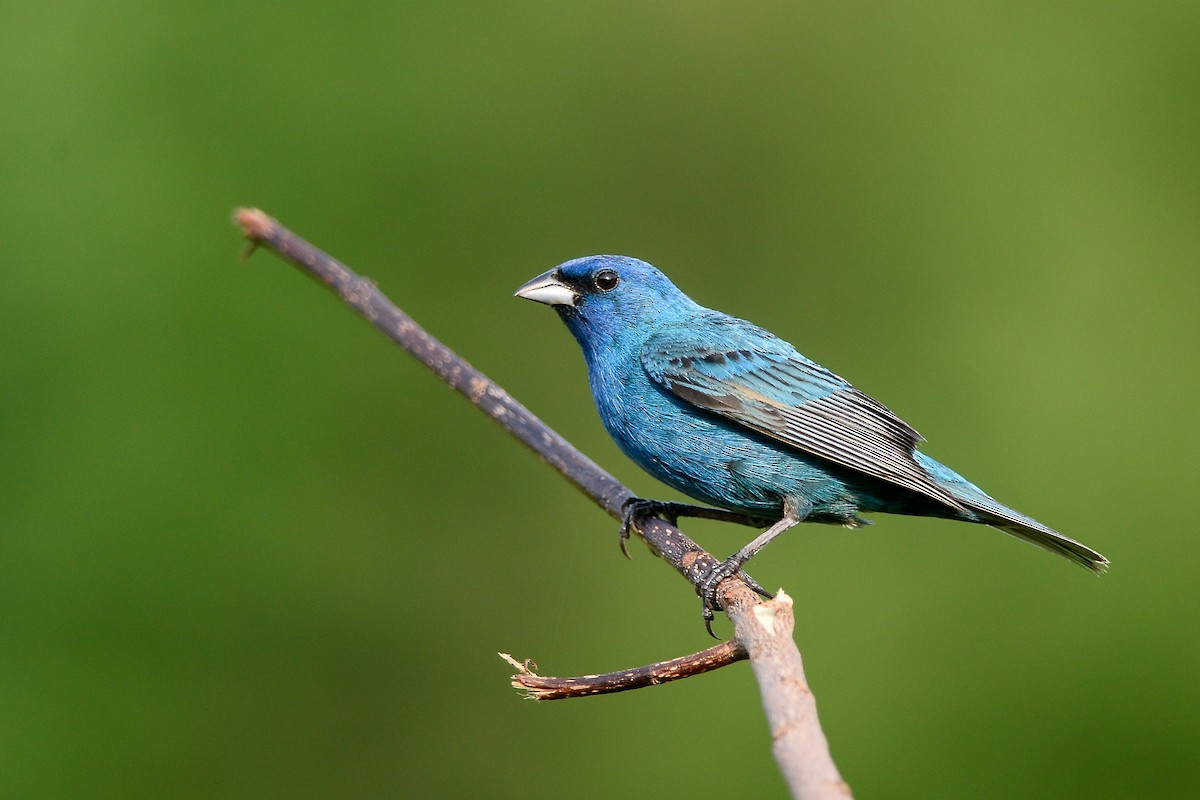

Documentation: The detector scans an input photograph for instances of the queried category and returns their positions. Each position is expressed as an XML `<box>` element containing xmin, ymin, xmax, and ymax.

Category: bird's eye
<box><xmin>594</xmin><ymin>269</ymin><xmax>620</xmax><ymax>292</ymax></box>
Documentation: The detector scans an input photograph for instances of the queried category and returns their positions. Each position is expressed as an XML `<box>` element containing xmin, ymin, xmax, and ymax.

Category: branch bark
<box><xmin>234</xmin><ymin>207</ymin><xmax>851</xmax><ymax>799</ymax></box>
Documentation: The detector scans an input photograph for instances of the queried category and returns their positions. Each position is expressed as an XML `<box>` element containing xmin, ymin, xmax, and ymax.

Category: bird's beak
<box><xmin>514</xmin><ymin>270</ymin><xmax>579</xmax><ymax>307</ymax></box>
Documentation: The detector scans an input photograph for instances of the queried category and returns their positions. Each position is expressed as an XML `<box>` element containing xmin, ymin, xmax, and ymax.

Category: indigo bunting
<box><xmin>516</xmin><ymin>256</ymin><xmax>1107</xmax><ymax>607</ymax></box>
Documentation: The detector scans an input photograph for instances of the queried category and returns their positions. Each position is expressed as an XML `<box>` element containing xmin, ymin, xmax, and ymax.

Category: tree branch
<box><xmin>725</xmin><ymin>590</ymin><xmax>852</xmax><ymax>798</ymax></box>
<box><xmin>500</xmin><ymin>641</ymin><xmax>747</xmax><ymax>700</ymax></box>
<box><xmin>233</xmin><ymin>208</ymin><xmax>851</xmax><ymax>799</ymax></box>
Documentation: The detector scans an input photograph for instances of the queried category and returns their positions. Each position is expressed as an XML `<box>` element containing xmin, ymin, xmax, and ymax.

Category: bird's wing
<box><xmin>641</xmin><ymin>316</ymin><xmax>965</xmax><ymax>510</ymax></box>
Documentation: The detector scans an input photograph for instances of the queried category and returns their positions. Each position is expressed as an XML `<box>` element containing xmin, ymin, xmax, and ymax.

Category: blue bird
<box><xmin>516</xmin><ymin>256</ymin><xmax>1107</xmax><ymax>609</ymax></box>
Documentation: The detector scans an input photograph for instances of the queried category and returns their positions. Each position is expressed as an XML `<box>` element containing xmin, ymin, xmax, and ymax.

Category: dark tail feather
<box><xmin>959</xmin><ymin>490</ymin><xmax>1108</xmax><ymax>573</ymax></box>
<box><xmin>984</xmin><ymin>517</ymin><xmax>1108</xmax><ymax>573</ymax></box>
<box><xmin>913</xmin><ymin>452</ymin><xmax>1108</xmax><ymax>572</ymax></box>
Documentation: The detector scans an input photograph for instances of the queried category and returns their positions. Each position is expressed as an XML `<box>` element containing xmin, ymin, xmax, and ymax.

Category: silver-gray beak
<box><xmin>514</xmin><ymin>270</ymin><xmax>579</xmax><ymax>307</ymax></box>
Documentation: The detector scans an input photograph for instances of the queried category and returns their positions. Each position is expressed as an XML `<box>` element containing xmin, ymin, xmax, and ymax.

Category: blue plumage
<box><xmin>515</xmin><ymin>256</ymin><xmax>1106</xmax><ymax>600</ymax></box>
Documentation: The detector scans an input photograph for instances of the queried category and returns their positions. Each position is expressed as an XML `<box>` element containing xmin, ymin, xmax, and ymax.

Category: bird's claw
<box><xmin>702</xmin><ymin>603</ymin><xmax>717</xmax><ymax>638</ymax></box>
<box><xmin>619</xmin><ymin>497</ymin><xmax>775</xmax><ymax>636</ymax></box>
<box><xmin>739</xmin><ymin>571</ymin><xmax>774</xmax><ymax>600</ymax></box>
<box><xmin>619</xmin><ymin>497</ymin><xmax>685</xmax><ymax>557</ymax></box>
<box><xmin>699</xmin><ymin>558</ymin><xmax>741</xmax><ymax>614</ymax></box>
<box><xmin>697</xmin><ymin>558</ymin><xmax>774</xmax><ymax>636</ymax></box>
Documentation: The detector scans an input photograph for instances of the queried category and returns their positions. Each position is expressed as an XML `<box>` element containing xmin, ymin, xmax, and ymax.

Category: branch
<box><xmin>725</xmin><ymin>590</ymin><xmax>851</xmax><ymax>798</ymax></box>
<box><xmin>234</xmin><ymin>208</ymin><xmax>724</xmax><ymax>595</ymax></box>
<box><xmin>500</xmin><ymin>641</ymin><xmax>746</xmax><ymax>700</ymax></box>
<box><xmin>234</xmin><ymin>208</ymin><xmax>851</xmax><ymax>800</ymax></box>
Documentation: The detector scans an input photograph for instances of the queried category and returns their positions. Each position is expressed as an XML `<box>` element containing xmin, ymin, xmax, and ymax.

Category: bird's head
<box><xmin>514</xmin><ymin>256</ymin><xmax>695</xmax><ymax>349</ymax></box>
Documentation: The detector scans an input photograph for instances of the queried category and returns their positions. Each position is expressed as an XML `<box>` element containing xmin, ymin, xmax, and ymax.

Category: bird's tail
<box><xmin>975</xmin><ymin>507</ymin><xmax>1108</xmax><ymax>574</ymax></box>
<box><xmin>914</xmin><ymin>452</ymin><xmax>1109</xmax><ymax>573</ymax></box>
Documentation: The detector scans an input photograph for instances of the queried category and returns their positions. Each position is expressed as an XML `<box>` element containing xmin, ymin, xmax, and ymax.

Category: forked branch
<box><xmin>233</xmin><ymin>208</ymin><xmax>850</xmax><ymax>799</ymax></box>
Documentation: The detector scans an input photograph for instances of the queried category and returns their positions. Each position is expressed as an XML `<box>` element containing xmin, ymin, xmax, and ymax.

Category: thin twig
<box><xmin>499</xmin><ymin>641</ymin><xmax>746</xmax><ymax>700</ymax></box>
<box><xmin>234</xmin><ymin>208</ymin><xmax>851</xmax><ymax>799</ymax></box>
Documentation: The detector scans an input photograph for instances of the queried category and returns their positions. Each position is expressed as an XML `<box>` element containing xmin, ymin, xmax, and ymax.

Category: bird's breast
<box><xmin>585</xmin><ymin>355</ymin><xmax>781</xmax><ymax>513</ymax></box>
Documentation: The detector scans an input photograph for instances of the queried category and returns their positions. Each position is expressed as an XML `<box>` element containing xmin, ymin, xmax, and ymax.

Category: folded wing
<box><xmin>641</xmin><ymin>316</ymin><xmax>965</xmax><ymax>511</ymax></box>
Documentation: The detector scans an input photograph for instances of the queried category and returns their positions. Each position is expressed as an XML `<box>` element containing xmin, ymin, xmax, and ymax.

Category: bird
<box><xmin>515</xmin><ymin>255</ymin><xmax>1107</xmax><ymax>611</ymax></box>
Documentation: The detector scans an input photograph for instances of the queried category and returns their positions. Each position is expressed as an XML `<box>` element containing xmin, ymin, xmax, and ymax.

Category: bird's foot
<box><xmin>619</xmin><ymin>498</ymin><xmax>770</xmax><ymax>556</ymax></box>
<box><xmin>696</xmin><ymin>500</ymin><xmax>806</xmax><ymax>631</ymax></box>
<box><xmin>699</xmin><ymin>556</ymin><xmax>743</xmax><ymax>613</ymax></box>
<box><xmin>699</xmin><ymin>559</ymin><xmax>774</xmax><ymax>637</ymax></box>
<box><xmin>618</xmin><ymin>498</ymin><xmax>699</xmax><ymax>558</ymax></box>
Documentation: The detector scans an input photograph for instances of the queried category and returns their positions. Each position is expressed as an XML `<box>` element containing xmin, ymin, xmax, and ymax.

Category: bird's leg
<box><xmin>700</xmin><ymin>495</ymin><xmax>811</xmax><ymax>613</ymax></box>
<box><xmin>618</xmin><ymin>497</ymin><xmax>766</xmax><ymax>558</ymax></box>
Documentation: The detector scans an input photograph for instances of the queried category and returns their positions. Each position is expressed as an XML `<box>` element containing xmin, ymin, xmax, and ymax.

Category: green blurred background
<box><xmin>3</xmin><ymin>2</ymin><xmax>1197</xmax><ymax>797</ymax></box>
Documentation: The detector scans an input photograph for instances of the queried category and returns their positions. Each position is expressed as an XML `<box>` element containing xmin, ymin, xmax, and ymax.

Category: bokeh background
<box><xmin>3</xmin><ymin>2</ymin><xmax>1197</xmax><ymax>798</ymax></box>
